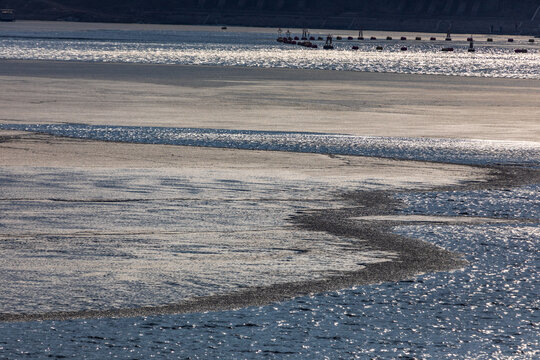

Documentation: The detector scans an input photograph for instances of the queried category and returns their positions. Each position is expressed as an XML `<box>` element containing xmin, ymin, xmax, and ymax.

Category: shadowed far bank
<box><xmin>1</xmin><ymin>0</ymin><xmax>539</xmax><ymax>35</ymax></box>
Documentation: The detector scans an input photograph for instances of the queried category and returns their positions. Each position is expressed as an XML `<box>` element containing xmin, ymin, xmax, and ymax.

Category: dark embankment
<box><xmin>1</xmin><ymin>0</ymin><xmax>539</xmax><ymax>35</ymax></box>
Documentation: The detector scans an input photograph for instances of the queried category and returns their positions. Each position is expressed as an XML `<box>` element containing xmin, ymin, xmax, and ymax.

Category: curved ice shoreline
<box><xmin>0</xmin><ymin>187</ymin><xmax>468</xmax><ymax>322</ymax></box>
<box><xmin>2</xmin><ymin>124</ymin><xmax>539</xmax><ymax>166</ymax></box>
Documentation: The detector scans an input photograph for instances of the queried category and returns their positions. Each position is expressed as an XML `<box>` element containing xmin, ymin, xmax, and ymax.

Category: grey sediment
<box><xmin>1</xmin><ymin>162</ymin><xmax>537</xmax><ymax>323</ymax></box>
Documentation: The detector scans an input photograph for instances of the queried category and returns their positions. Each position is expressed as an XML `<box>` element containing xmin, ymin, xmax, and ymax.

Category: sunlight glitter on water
<box><xmin>0</xmin><ymin>126</ymin><xmax>538</xmax><ymax>358</ymax></box>
<box><xmin>1</xmin><ymin>222</ymin><xmax>537</xmax><ymax>359</ymax></box>
<box><xmin>0</xmin><ymin>28</ymin><xmax>539</xmax><ymax>78</ymax></box>
<box><xmin>0</xmin><ymin>25</ymin><xmax>539</xmax><ymax>358</ymax></box>
<box><xmin>2</xmin><ymin>124</ymin><xmax>539</xmax><ymax>166</ymax></box>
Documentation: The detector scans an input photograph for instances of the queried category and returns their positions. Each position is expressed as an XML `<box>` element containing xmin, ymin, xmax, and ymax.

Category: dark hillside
<box><xmin>1</xmin><ymin>0</ymin><xmax>539</xmax><ymax>35</ymax></box>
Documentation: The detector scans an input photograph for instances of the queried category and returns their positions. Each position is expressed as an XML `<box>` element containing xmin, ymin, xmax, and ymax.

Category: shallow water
<box><xmin>1</xmin><ymin>186</ymin><xmax>538</xmax><ymax>359</ymax></box>
<box><xmin>2</xmin><ymin>124</ymin><xmax>539</xmax><ymax>166</ymax></box>
<box><xmin>0</xmin><ymin>25</ymin><xmax>539</xmax><ymax>358</ymax></box>
<box><xmin>0</xmin><ymin>166</ymin><xmax>396</xmax><ymax>315</ymax></box>
<box><xmin>0</xmin><ymin>27</ymin><xmax>539</xmax><ymax>78</ymax></box>
<box><xmin>0</xmin><ymin>127</ymin><xmax>538</xmax><ymax>359</ymax></box>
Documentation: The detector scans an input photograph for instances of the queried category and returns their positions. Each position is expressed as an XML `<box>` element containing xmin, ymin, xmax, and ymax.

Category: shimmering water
<box><xmin>2</xmin><ymin>123</ymin><xmax>539</xmax><ymax>166</ymax></box>
<box><xmin>0</xmin><ymin>166</ymin><xmax>397</xmax><ymax>315</ymax></box>
<box><xmin>1</xmin><ymin>25</ymin><xmax>539</xmax><ymax>358</ymax></box>
<box><xmin>0</xmin><ymin>27</ymin><xmax>539</xmax><ymax>78</ymax></box>
<box><xmin>1</xmin><ymin>185</ymin><xmax>538</xmax><ymax>359</ymax></box>
<box><xmin>1</xmin><ymin>126</ymin><xmax>539</xmax><ymax>358</ymax></box>
<box><xmin>398</xmin><ymin>185</ymin><xmax>540</xmax><ymax>219</ymax></box>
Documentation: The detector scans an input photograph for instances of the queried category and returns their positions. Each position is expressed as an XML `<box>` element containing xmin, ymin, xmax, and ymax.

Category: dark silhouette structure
<box><xmin>1</xmin><ymin>0</ymin><xmax>539</xmax><ymax>35</ymax></box>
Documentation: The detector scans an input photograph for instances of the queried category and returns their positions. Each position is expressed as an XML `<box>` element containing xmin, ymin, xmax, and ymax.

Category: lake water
<box><xmin>1</xmin><ymin>124</ymin><xmax>539</xmax><ymax>166</ymax></box>
<box><xmin>0</xmin><ymin>185</ymin><xmax>538</xmax><ymax>359</ymax></box>
<box><xmin>1</xmin><ymin>124</ymin><xmax>539</xmax><ymax>358</ymax></box>
<box><xmin>0</xmin><ymin>25</ymin><xmax>539</xmax><ymax>359</ymax></box>
<box><xmin>0</xmin><ymin>25</ymin><xmax>539</xmax><ymax>79</ymax></box>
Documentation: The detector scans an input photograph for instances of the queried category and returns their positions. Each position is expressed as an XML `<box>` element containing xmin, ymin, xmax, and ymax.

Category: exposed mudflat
<box><xmin>1</xmin><ymin>60</ymin><xmax>539</xmax><ymax>141</ymax></box>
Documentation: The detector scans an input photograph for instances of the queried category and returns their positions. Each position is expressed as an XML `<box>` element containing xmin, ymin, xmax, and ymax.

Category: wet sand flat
<box><xmin>0</xmin><ymin>59</ymin><xmax>539</xmax><ymax>141</ymax></box>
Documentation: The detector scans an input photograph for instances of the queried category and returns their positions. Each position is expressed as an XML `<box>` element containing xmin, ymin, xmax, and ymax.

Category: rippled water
<box><xmin>398</xmin><ymin>185</ymin><xmax>540</xmax><ymax>219</ymax></box>
<box><xmin>2</xmin><ymin>123</ymin><xmax>539</xmax><ymax>166</ymax></box>
<box><xmin>1</xmin><ymin>25</ymin><xmax>539</xmax><ymax>358</ymax></box>
<box><xmin>0</xmin><ymin>27</ymin><xmax>539</xmax><ymax>78</ymax></box>
<box><xmin>1</xmin><ymin>125</ymin><xmax>539</xmax><ymax>359</ymax></box>
<box><xmin>1</xmin><ymin>185</ymin><xmax>538</xmax><ymax>359</ymax></box>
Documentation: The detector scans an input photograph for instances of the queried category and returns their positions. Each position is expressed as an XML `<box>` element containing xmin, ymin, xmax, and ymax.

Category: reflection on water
<box><xmin>0</xmin><ymin>24</ymin><xmax>538</xmax><ymax>354</ymax></box>
<box><xmin>2</xmin><ymin>123</ymin><xmax>539</xmax><ymax>166</ymax></box>
<box><xmin>1</xmin><ymin>190</ymin><xmax>538</xmax><ymax>359</ymax></box>
<box><xmin>0</xmin><ymin>124</ymin><xmax>538</xmax><ymax>357</ymax></box>
<box><xmin>0</xmin><ymin>28</ymin><xmax>538</xmax><ymax>78</ymax></box>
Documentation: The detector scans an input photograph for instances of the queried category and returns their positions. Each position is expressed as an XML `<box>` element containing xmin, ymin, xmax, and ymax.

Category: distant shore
<box><xmin>1</xmin><ymin>20</ymin><xmax>538</xmax><ymax>41</ymax></box>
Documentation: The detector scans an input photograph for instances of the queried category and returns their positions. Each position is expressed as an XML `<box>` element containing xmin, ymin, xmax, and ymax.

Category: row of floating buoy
<box><xmin>280</xmin><ymin>38</ymin><xmax>530</xmax><ymax>53</ymax></box>
<box><xmin>342</xmin><ymin>36</ymin><xmax>534</xmax><ymax>43</ymax></box>
<box><xmin>280</xmin><ymin>39</ymin><xmax>529</xmax><ymax>53</ymax></box>
<box><xmin>277</xmin><ymin>29</ymin><xmax>536</xmax><ymax>44</ymax></box>
<box><xmin>279</xmin><ymin>35</ymin><xmax>535</xmax><ymax>44</ymax></box>
<box><xmin>278</xmin><ymin>37</ymin><xmax>318</xmax><ymax>48</ymax></box>
<box><xmin>277</xmin><ymin>29</ymin><xmax>533</xmax><ymax>53</ymax></box>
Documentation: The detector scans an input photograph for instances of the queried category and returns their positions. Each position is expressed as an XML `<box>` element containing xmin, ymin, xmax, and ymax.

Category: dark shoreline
<box><xmin>1</xmin><ymin>161</ymin><xmax>537</xmax><ymax>323</ymax></box>
<box><xmin>6</xmin><ymin>1</ymin><xmax>540</xmax><ymax>36</ymax></box>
